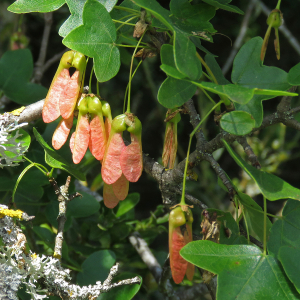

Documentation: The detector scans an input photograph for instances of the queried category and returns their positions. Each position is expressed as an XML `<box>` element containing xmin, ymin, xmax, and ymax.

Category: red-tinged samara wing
<box><xmin>112</xmin><ymin>173</ymin><xmax>129</xmax><ymax>200</ymax></box>
<box><xmin>72</xmin><ymin>114</ymin><xmax>90</xmax><ymax>164</ymax></box>
<box><xmin>52</xmin><ymin>114</ymin><xmax>73</xmax><ymax>150</ymax></box>
<box><xmin>60</xmin><ymin>70</ymin><xmax>80</xmax><ymax>119</ymax></box>
<box><xmin>89</xmin><ymin>115</ymin><xmax>106</xmax><ymax>161</ymax></box>
<box><xmin>101</xmin><ymin>133</ymin><xmax>125</xmax><ymax>185</ymax></box>
<box><xmin>70</xmin><ymin>132</ymin><xmax>75</xmax><ymax>153</ymax></box>
<box><xmin>103</xmin><ymin>183</ymin><xmax>120</xmax><ymax>209</ymax></box>
<box><xmin>120</xmin><ymin>134</ymin><xmax>142</xmax><ymax>182</ymax></box>
<box><xmin>184</xmin><ymin>222</ymin><xmax>194</xmax><ymax>281</ymax></box>
<box><xmin>170</xmin><ymin>227</ymin><xmax>188</xmax><ymax>284</ymax></box>
<box><xmin>42</xmin><ymin>69</ymin><xmax>70</xmax><ymax>123</ymax></box>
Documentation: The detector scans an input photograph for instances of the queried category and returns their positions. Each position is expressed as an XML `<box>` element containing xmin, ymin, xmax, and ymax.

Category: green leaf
<box><xmin>202</xmin><ymin>0</ymin><xmax>244</xmax><ymax>14</ymax></box>
<box><xmin>232</xmin><ymin>37</ymin><xmax>291</xmax><ymax>126</ymax></box>
<box><xmin>190</xmin><ymin>36</ymin><xmax>216</xmax><ymax>56</ymax></box>
<box><xmin>97</xmin><ymin>273</ymin><xmax>142</xmax><ymax>300</ymax></box>
<box><xmin>67</xmin><ymin>192</ymin><xmax>100</xmax><ymax>218</ymax></box>
<box><xmin>131</xmin><ymin>0</ymin><xmax>174</xmax><ymax>31</ymax></box>
<box><xmin>77</xmin><ymin>250</ymin><xmax>116</xmax><ymax>286</ymax></box>
<box><xmin>268</xmin><ymin>199</ymin><xmax>300</xmax><ymax>257</ymax></box>
<box><xmin>115</xmin><ymin>193</ymin><xmax>140</xmax><ymax>217</ymax></box>
<box><xmin>220</xmin><ymin>111</ymin><xmax>255</xmax><ymax>135</ymax></box>
<box><xmin>181</xmin><ymin>241</ymin><xmax>300</xmax><ymax>300</ymax></box>
<box><xmin>223</xmin><ymin>140</ymin><xmax>300</xmax><ymax>201</ymax></box>
<box><xmin>158</xmin><ymin>77</ymin><xmax>197</xmax><ymax>108</ymax></box>
<box><xmin>59</xmin><ymin>0</ymin><xmax>117</xmax><ymax>37</ymax></box>
<box><xmin>238</xmin><ymin>191</ymin><xmax>272</xmax><ymax>242</ymax></box>
<box><xmin>63</xmin><ymin>0</ymin><xmax>120</xmax><ymax>82</ymax></box>
<box><xmin>0</xmin><ymin>49</ymin><xmax>47</xmax><ymax>105</ymax></box>
<box><xmin>288</xmin><ymin>63</ymin><xmax>300</xmax><ymax>85</ymax></box>
<box><xmin>268</xmin><ymin>200</ymin><xmax>300</xmax><ymax>292</ymax></box>
<box><xmin>170</xmin><ymin>0</ymin><xmax>216</xmax><ymax>35</ymax></box>
<box><xmin>205</xmin><ymin>54</ymin><xmax>230</xmax><ymax>85</ymax></box>
<box><xmin>173</xmin><ymin>30</ymin><xmax>202</xmax><ymax>80</ymax></box>
<box><xmin>160</xmin><ymin>44</ymin><xmax>186</xmax><ymax>79</ymax></box>
<box><xmin>195</xmin><ymin>82</ymin><xmax>254</xmax><ymax>104</ymax></box>
<box><xmin>8</xmin><ymin>0</ymin><xmax>65</xmax><ymax>13</ymax></box>
<box><xmin>33</xmin><ymin>128</ymin><xmax>86</xmax><ymax>181</ymax></box>
<box><xmin>0</xmin><ymin>177</ymin><xmax>14</xmax><ymax>191</ymax></box>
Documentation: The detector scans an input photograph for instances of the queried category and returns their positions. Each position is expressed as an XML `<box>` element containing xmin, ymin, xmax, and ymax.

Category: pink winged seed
<box><xmin>112</xmin><ymin>173</ymin><xmax>129</xmax><ymax>200</ymax></box>
<box><xmin>42</xmin><ymin>69</ymin><xmax>70</xmax><ymax>123</ymax></box>
<box><xmin>52</xmin><ymin>114</ymin><xmax>73</xmax><ymax>150</ymax></box>
<box><xmin>120</xmin><ymin>134</ymin><xmax>142</xmax><ymax>182</ymax></box>
<box><xmin>89</xmin><ymin>115</ymin><xmax>106</xmax><ymax>161</ymax></box>
<box><xmin>103</xmin><ymin>183</ymin><xmax>120</xmax><ymax>209</ymax></box>
<box><xmin>72</xmin><ymin>114</ymin><xmax>90</xmax><ymax>164</ymax></box>
<box><xmin>101</xmin><ymin>133</ymin><xmax>125</xmax><ymax>185</ymax></box>
<box><xmin>60</xmin><ymin>70</ymin><xmax>80</xmax><ymax>119</ymax></box>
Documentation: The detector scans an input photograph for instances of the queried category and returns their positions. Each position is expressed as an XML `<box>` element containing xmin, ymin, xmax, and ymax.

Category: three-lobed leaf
<box><xmin>63</xmin><ymin>0</ymin><xmax>120</xmax><ymax>82</ymax></box>
<box><xmin>8</xmin><ymin>0</ymin><xmax>65</xmax><ymax>13</ymax></box>
<box><xmin>202</xmin><ymin>0</ymin><xmax>244</xmax><ymax>14</ymax></box>
<box><xmin>181</xmin><ymin>240</ymin><xmax>300</xmax><ymax>299</ymax></box>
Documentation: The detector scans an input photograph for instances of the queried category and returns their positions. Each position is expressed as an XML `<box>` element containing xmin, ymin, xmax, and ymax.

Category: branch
<box><xmin>129</xmin><ymin>233</ymin><xmax>180</xmax><ymax>300</ymax></box>
<box><xmin>222</xmin><ymin>0</ymin><xmax>256</xmax><ymax>75</ymax></box>
<box><xmin>0</xmin><ymin>204</ymin><xmax>141</xmax><ymax>300</ymax></box>
<box><xmin>33</xmin><ymin>12</ymin><xmax>53</xmax><ymax>83</ymax></box>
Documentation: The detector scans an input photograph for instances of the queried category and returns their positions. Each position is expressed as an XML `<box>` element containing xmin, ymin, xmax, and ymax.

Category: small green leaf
<box><xmin>220</xmin><ymin>111</ymin><xmax>255</xmax><ymax>135</ymax></box>
<box><xmin>196</xmin><ymin>82</ymin><xmax>254</xmax><ymax>104</ymax></box>
<box><xmin>170</xmin><ymin>0</ymin><xmax>216</xmax><ymax>35</ymax></box>
<box><xmin>181</xmin><ymin>241</ymin><xmax>300</xmax><ymax>300</ymax></box>
<box><xmin>160</xmin><ymin>44</ymin><xmax>186</xmax><ymax>79</ymax></box>
<box><xmin>67</xmin><ymin>192</ymin><xmax>100</xmax><ymax>218</ymax></box>
<box><xmin>59</xmin><ymin>0</ymin><xmax>117</xmax><ymax>37</ymax></box>
<box><xmin>223</xmin><ymin>140</ymin><xmax>300</xmax><ymax>201</ymax></box>
<box><xmin>201</xmin><ymin>0</ymin><xmax>244</xmax><ymax>14</ymax></box>
<box><xmin>8</xmin><ymin>0</ymin><xmax>65</xmax><ymax>13</ymax></box>
<box><xmin>115</xmin><ymin>193</ymin><xmax>140</xmax><ymax>217</ymax></box>
<box><xmin>288</xmin><ymin>63</ymin><xmax>300</xmax><ymax>85</ymax></box>
<box><xmin>190</xmin><ymin>37</ymin><xmax>216</xmax><ymax>56</ymax></box>
<box><xmin>77</xmin><ymin>250</ymin><xmax>116</xmax><ymax>286</ymax></box>
<box><xmin>238</xmin><ymin>191</ymin><xmax>272</xmax><ymax>242</ymax></box>
<box><xmin>97</xmin><ymin>273</ymin><xmax>142</xmax><ymax>300</ymax></box>
<box><xmin>232</xmin><ymin>37</ymin><xmax>292</xmax><ymax>127</ymax></box>
<box><xmin>131</xmin><ymin>0</ymin><xmax>174</xmax><ymax>31</ymax></box>
<box><xmin>33</xmin><ymin>128</ymin><xmax>86</xmax><ymax>181</ymax></box>
<box><xmin>158</xmin><ymin>77</ymin><xmax>197</xmax><ymax>108</ymax></box>
<box><xmin>63</xmin><ymin>0</ymin><xmax>120</xmax><ymax>82</ymax></box>
<box><xmin>0</xmin><ymin>49</ymin><xmax>47</xmax><ymax>105</ymax></box>
<box><xmin>174</xmin><ymin>30</ymin><xmax>202</xmax><ymax>80</ymax></box>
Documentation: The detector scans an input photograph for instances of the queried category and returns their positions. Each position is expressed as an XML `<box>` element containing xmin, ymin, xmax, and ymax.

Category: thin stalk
<box><xmin>112</xmin><ymin>19</ymin><xmax>136</xmax><ymax>26</ymax></box>
<box><xmin>23</xmin><ymin>156</ymin><xmax>48</xmax><ymax>174</ymax></box>
<box><xmin>127</xmin><ymin>30</ymin><xmax>146</xmax><ymax>113</ymax></box>
<box><xmin>263</xmin><ymin>196</ymin><xmax>267</xmax><ymax>255</ymax></box>
<box><xmin>89</xmin><ymin>65</ymin><xmax>94</xmax><ymax>93</ymax></box>
<box><xmin>116</xmin><ymin>16</ymin><xmax>138</xmax><ymax>31</ymax></box>
<box><xmin>241</xmin><ymin>205</ymin><xmax>250</xmax><ymax>244</ymax></box>
<box><xmin>276</xmin><ymin>0</ymin><xmax>282</xmax><ymax>9</ymax></box>
<box><xmin>180</xmin><ymin>101</ymin><xmax>223</xmax><ymax>204</ymax></box>
<box><xmin>114</xmin><ymin>44</ymin><xmax>145</xmax><ymax>48</ymax></box>
<box><xmin>234</xmin><ymin>197</ymin><xmax>239</xmax><ymax>226</ymax></box>
<box><xmin>119</xmin><ymin>13</ymin><xmax>137</xmax><ymax>21</ymax></box>
<box><xmin>114</xmin><ymin>6</ymin><xmax>140</xmax><ymax>14</ymax></box>
<box><xmin>97</xmin><ymin>81</ymin><xmax>100</xmax><ymax>97</ymax></box>
<box><xmin>200</xmin><ymin>87</ymin><xmax>216</xmax><ymax>105</ymax></box>
<box><xmin>196</xmin><ymin>52</ymin><xmax>231</xmax><ymax>106</ymax></box>
<box><xmin>202</xmin><ymin>71</ymin><xmax>213</xmax><ymax>82</ymax></box>
<box><xmin>123</xmin><ymin>60</ymin><xmax>143</xmax><ymax>113</ymax></box>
